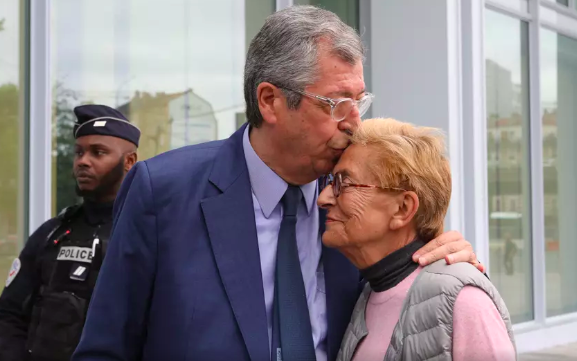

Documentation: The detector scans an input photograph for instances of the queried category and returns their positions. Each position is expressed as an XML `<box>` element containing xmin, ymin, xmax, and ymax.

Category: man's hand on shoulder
<box><xmin>412</xmin><ymin>231</ymin><xmax>485</xmax><ymax>273</ymax></box>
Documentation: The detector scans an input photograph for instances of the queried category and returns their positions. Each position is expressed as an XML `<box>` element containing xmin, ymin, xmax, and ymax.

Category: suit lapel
<box><xmin>201</xmin><ymin>124</ymin><xmax>269</xmax><ymax>361</ymax></box>
<box><xmin>321</xmin><ymin>207</ymin><xmax>362</xmax><ymax>361</ymax></box>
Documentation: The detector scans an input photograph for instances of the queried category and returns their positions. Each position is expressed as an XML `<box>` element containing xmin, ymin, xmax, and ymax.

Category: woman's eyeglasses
<box><xmin>324</xmin><ymin>172</ymin><xmax>407</xmax><ymax>198</ymax></box>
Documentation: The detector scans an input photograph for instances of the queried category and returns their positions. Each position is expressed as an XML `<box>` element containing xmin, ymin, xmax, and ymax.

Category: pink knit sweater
<box><xmin>351</xmin><ymin>267</ymin><xmax>516</xmax><ymax>361</ymax></box>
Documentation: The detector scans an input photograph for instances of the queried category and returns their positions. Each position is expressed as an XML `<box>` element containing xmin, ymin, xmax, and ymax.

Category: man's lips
<box><xmin>326</xmin><ymin>216</ymin><xmax>339</xmax><ymax>223</ymax></box>
<box><xmin>75</xmin><ymin>173</ymin><xmax>95</xmax><ymax>182</ymax></box>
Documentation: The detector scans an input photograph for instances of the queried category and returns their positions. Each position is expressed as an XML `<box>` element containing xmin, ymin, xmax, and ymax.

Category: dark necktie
<box><xmin>271</xmin><ymin>185</ymin><xmax>316</xmax><ymax>361</ymax></box>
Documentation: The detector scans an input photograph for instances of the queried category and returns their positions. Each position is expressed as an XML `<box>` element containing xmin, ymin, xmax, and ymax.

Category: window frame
<box><xmin>486</xmin><ymin>0</ymin><xmax>577</xmax><ymax>336</ymax></box>
<box><xmin>29</xmin><ymin>0</ymin><xmax>51</xmax><ymax>236</ymax></box>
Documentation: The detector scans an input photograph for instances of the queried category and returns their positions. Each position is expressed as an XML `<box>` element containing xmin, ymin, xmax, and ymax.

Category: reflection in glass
<box><xmin>541</xmin><ymin>29</ymin><xmax>577</xmax><ymax>317</ymax></box>
<box><xmin>50</xmin><ymin>0</ymin><xmax>274</xmax><ymax>215</ymax></box>
<box><xmin>294</xmin><ymin>0</ymin><xmax>359</xmax><ymax>29</ymax></box>
<box><xmin>489</xmin><ymin>0</ymin><xmax>529</xmax><ymax>13</ymax></box>
<box><xmin>0</xmin><ymin>1</ymin><xmax>26</xmax><ymax>285</ymax></box>
<box><xmin>485</xmin><ymin>10</ymin><xmax>533</xmax><ymax>323</ymax></box>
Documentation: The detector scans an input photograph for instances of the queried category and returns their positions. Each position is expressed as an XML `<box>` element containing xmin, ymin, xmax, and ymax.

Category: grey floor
<box><xmin>519</xmin><ymin>342</ymin><xmax>577</xmax><ymax>361</ymax></box>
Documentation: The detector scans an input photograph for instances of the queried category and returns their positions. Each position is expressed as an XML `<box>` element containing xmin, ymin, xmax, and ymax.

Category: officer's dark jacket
<box><xmin>0</xmin><ymin>201</ymin><xmax>112</xmax><ymax>361</ymax></box>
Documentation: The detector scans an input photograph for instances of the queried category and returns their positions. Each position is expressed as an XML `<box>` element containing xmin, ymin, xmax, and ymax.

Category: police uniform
<box><xmin>0</xmin><ymin>105</ymin><xmax>140</xmax><ymax>361</ymax></box>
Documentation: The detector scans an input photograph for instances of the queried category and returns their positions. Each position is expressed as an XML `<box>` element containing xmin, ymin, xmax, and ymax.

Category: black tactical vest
<box><xmin>26</xmin><ymin>204</ymin><xmax>112</xmax><ymax>361</ymax></box>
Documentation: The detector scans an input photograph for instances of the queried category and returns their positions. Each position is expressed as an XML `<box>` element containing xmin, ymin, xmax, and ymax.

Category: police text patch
<box><xmin>57</xmin><ymin>246</ymin><xmax>93</xmax><ymax>263</ymax></box>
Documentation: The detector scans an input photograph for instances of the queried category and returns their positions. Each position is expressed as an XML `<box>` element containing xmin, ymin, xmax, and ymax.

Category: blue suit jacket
<box><xmin>72</xmin><ymin>124</ymin><xmax>361</xmax><ymax>361</ymax></box>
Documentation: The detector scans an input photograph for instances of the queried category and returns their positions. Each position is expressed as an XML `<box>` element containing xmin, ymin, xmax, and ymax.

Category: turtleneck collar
<box><xmin>360</xmin><ymin>238</ymin><xmax>427</xmax><ymax>293</ymax></box>
<box><xmin>82</xmin><ymin>199</ymin><xmax>114</xmax><ymax>226</ymax></box>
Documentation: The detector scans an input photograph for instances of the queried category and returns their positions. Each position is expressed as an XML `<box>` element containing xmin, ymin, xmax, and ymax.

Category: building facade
<box><xmin>0</xmin><ymin>0</ymin><xmax>576</xmax><ymax>354</ymax></box>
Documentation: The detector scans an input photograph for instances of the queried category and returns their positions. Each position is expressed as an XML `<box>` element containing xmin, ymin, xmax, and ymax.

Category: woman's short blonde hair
<box><xmin>351</xmin><ymin>118</ymin><xmax>452</xmax><ymax>241</ymax></box>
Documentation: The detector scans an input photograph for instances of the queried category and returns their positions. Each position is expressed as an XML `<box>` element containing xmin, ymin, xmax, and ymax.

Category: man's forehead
<box><xmin>75</xmin><ymin>135</ymin><xmax>118</xmax><ymax>147</ymax></box>
<box><xmin>313</xmin><ymin>56</ymin><xmax>365</xmax><ymax>96</ymax></box>
<box><xmin>313</xmin><ymin>80</ymin><xmax>365</xmax><ymax>98</ymax></box>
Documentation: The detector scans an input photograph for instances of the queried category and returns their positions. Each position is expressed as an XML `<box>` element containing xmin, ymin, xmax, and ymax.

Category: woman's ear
<box><xmin>257</xmin><ymin>82</ymin><xmax>282</xmax><ymax>125</ymax></box>
<box><xmin>389</xmin><ymin>191</ymin><xmax>419</xmax><ymax>230</ymax></box>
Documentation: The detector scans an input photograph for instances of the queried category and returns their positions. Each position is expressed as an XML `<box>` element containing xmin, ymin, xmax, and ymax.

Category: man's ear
<box><xmin>389</xmin><ymin>191</ymin><xmax>419</xmax><ymax>230</ymax></box>
<box><xmin>125</xmin><ymin>152</ymin><xmax>138</xmax><ymax>172</ymax></box>
<box><xmin>256</xmin><ymin>82</ymin><xmax>283</xmax><ymax>125</ymax></box>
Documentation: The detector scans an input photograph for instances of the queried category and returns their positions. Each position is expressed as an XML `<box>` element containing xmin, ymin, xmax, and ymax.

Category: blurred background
<box><xmin>0</xmin><ymin>0</ymin><xmax>576</xmax><ymax>357</ymax></box>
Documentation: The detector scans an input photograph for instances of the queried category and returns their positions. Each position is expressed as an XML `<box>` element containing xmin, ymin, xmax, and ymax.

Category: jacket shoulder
<box><xmin>22</xmin><ymin>215</ymin><xmax>65</xmax><ymax>252</ymax></box>
<box><xmin>31</xmin><ymin>216</ymin><xmax>64</xmax><ymax>238</ymax></box>
<box><xmin>387</xmin><ymin>261</ymin><xmax>515</xmax><ymax>360</ymax></box>
<box><xmin>144</xmin><ymin>140</ymin><xmax>225</xmax><ymax>178</ymax></box>
<box><xmin>132</xmin><ymin>139</ymin><xmax>229</xmax><ymax>203</ymax></box>
<box><xmin>422</xmin><ymin>260</ymin><xmax>489</xmax><ymax>289</ymax></box>
<box><xmin>27</xmin><ymin>202</ymin><xmax>83</xmax><ymax>245</ymax></box>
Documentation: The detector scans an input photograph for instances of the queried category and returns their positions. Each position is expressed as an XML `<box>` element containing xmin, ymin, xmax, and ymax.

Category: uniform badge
<box><xmin>69</xmin><ymin>262</ymin><xmax>89</xmax><ymax>281</ymax></box>
<box><xmin>5</xmin><ymin>258</ymin><xmax>21</xmax><ymax>287</ymax></box>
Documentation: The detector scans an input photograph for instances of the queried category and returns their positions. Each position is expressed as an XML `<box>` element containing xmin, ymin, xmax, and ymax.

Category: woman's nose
<box><xmin>317</xmin><ymin>185</ymin><xmax>336</xmax><ymax>209</ymax></box>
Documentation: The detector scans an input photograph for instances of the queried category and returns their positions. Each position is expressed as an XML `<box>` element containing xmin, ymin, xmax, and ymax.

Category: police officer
<box><xmin>0</xmin><ymin>104</ymin><xmax>140</xmax><ymax>361</ymax></box>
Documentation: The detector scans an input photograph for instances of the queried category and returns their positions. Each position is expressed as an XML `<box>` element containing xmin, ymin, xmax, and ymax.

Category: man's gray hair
<box><xmin>244</xmin><ymin>5</ymin><xmax>365</xmax><ymax>127</ymax></box>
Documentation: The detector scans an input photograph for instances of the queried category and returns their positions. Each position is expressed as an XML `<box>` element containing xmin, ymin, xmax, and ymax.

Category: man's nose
<box><xmin>74</xmin><ymin>153</ymin><xmax>90</xmax><ymax>168</ymax></box>
<box><xmin>337</xmin><ymin>108</ymin><xmax>362</xmax><ymax>135</ymax></box>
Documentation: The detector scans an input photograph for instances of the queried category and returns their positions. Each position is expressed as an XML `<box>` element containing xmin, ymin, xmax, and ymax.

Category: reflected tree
<box><xmin>53</xmin><ymin>82</ymin><xmax>81</xmax><ymax>212</ymax></box>
<box><xmin>0</xmin><ymin>84</ymin><xmax>19</xmax><ymax>241</ymax></box>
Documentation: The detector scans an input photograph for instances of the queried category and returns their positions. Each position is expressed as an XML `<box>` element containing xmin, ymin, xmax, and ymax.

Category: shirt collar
<box><xmin>243</xmin><ymin>126</ymin><xmax>317</xmax><ymax>218</ymax></box>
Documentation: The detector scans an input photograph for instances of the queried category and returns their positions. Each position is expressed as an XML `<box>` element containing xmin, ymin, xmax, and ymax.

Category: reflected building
<box><xmin>117</xmin><ymin>89</ymin><xmax>218</xmax><ymax>159</ymax></box>
<box><xmin>486</xmin><ymin>59</ymin><xmax>524</xmax><ymax>238</ymax></box>
<box><xmin>117</xmin><ymin>91</ymin><xmax>182</xmax><ymax>160</ymax></box>
<box><xmin>486</xmin><ymin>59</ymin><xmax>514</xmax><ymax>119</ymax></box>
<box><xmin>168</xmin><ymin>89</ymin><xmax>218</xmax><ymax>149</ymax></box>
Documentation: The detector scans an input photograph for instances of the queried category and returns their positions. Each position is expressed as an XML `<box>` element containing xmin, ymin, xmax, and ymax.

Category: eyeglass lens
<box><xmin>333</xmin><ymin>96</ymin><xmax>372</xmax><ymax>121</ymax></box>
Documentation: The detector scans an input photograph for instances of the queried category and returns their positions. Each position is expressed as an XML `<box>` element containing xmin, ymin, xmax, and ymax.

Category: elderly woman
<box><xmin>318</xmin><ymin>118</ymin><xmax>516</xmax><ymax>361</ymax></box>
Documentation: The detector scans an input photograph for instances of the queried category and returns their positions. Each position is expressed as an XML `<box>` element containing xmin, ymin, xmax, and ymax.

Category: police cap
<box><xmin>73</xmin><ymin>104</ymin><xmax>140</xmax><ymax>147</ymax></box>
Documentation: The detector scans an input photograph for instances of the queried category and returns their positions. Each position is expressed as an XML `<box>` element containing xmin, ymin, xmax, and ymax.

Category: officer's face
<box><xmin>73</xmin><ymin>135</ymin><xmax>137</xmax><ymax>202</ymax></box>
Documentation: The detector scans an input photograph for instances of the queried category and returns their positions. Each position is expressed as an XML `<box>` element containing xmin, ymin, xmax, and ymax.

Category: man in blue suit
<box><xmin>73</xmin><ymin>6</ymin><xmax>483</xmax><ymax>361</ymax></box>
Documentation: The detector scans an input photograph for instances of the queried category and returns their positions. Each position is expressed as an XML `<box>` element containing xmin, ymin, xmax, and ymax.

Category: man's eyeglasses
<box><xmin>282</xmin><ymin>87</ymin><xmax>374</xmax><ymax>122</ymax></box>
<box><xmin>324</xmin><ymin>172</ymin><xmax>406</xmax><ymax>198</ymax></box>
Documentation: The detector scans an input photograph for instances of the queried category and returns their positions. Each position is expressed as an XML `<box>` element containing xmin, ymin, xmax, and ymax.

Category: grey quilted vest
<box><xmin>337</xmin><ymin>260</ymin><xmax>517</xmax><ymax>361</ymax></box>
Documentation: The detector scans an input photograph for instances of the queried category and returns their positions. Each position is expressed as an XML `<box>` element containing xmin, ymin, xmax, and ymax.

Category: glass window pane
<box><xmin>0</xmin><ymin>1</ymin><xmax>26</xmax><ymax>283</ymax></box>
<box><xmin>485</xmin><ymin>9</ymin><xmax>533</xmax><ymax>324</ymax></box>
<box><xmin>50</xmin><ymin>0</ymin><xmax>274</xmax><ymax>215</ymax></box>
<box><xmin>294</xmin><ymin>0</ymin><xmax>359</xmax><ymax>29</ymax></box>
<box><xmin>541</xmin><ymin>28</ymin><xmax>577</xmax><ymax>317</ymax></box>
<box><xmin>488</xmin><ymin>0</ymin><xmax>529</xmax><ymax>13</ymax></box>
